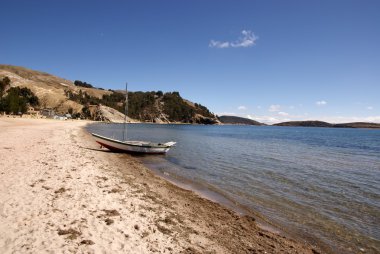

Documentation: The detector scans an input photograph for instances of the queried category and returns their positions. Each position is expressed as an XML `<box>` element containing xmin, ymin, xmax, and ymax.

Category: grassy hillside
<box><xmin>0</xmin><ymin>64</ymin><xmax>218</xmax><ymax>124</ymax></box>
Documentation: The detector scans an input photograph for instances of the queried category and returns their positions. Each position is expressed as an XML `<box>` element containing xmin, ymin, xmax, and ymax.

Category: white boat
<box><xmin>91</xmin><ymin>82</ymin><xmax>176</xmax><ymax>154</ymax></box>
<box><xmin>91</xmin><ymin>133</ymin><xmax>176</xmax><ymax>154</ymax></box>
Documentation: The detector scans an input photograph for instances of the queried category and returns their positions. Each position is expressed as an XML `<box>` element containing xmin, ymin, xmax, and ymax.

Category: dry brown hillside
<box><xmin>0</xmin><ymin>64</ymin><xmax>111</xmax><ymax>114</ymax></box>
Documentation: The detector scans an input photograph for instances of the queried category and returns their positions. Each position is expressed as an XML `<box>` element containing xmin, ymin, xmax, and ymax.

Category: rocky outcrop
<box><xmin>193</xmin><ymin>114</ymin><xmax>221</xmax><ymax>124</ymax></box>
<box><xmin>89</xmin><ymin>105</ymin><xmax>137</xmax><ymax>123</ymax></box>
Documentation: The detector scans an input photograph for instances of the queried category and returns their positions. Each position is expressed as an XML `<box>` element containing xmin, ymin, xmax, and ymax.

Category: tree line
<box><xmin>66</xmin><ymin>88</ymin><xmax>215</xmax><ymax>122</ymax></box>
<box><xmin>74</xmin><ymin>80</ymin><xmax>94</xmax><ymax>88</ymax></box>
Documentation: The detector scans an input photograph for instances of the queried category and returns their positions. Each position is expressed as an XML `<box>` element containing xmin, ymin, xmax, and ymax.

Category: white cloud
<box><xmin>268</xmin><ymin>104</ymin><xmax>281</xmax><ymax>112</ymax></box>
<box><xmin>238</xmin><ymin>105</ymin><xmax>247</xmax><ymax>110</ymax></box>
<box><xmin>209</xmin><ymin>30</ymin><xmax>258</xmax><ymax>49</ymax></box>
<box><xmin>365</xmin><ymin>116</ymin><xmax>380</xmax><ymax>122</ymax></box>
<box><xmin>257</xmin><ymin>105</ymin><xmax>262</xmax><ymax>109</ymax></box>
<box><xmin>231</xmin><ymin>30</ymin><xmax>258</xmax><ymax>48</ymax></box>
<box><xmin>315</xmin><ymin>115</ymin><xmax>380</xmax><ymax>124</ymax></box>
<box><xmin>316</xmin><ymin>100</ymin><xmax>327</xmax><ymax>106</ymax></box>
<box><xmin>216</xmin><ymin>112</ymin><xmax>237</xmax><ymax>116</ymax></box>
<box><xmin>278</xmin><ymin>111</ymin><xmax>289</xmax><ymax>116</ymax></box>
<box><xmin>253</xmin><ymin>116</ymin><xmax>279</xmax><ymax>124</ymax></box>
<box><xmin>367</xmin><ymin>106</ymin><xmax>373</xmax><ymax>110</ymax></box>
<box><xmin>289</xmin><ymin>105</ymin><xmax>295</xmax><ymax>109</ymax></box>
<box><xmin>209</xmin><ymin>40</ymin><xmax>230</xmax><ymax>48</ymax></box>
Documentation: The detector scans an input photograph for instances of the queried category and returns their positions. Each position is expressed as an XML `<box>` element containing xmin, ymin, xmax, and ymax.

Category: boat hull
<box><xmin>91</xmin><ymin>133</ymin><xmax>173</xmax><ymax>154</ymax></box>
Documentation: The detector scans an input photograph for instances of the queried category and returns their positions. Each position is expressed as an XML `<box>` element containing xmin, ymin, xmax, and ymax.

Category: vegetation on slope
<box><xmin>0</xmin><ymin>77</ymin><xmax>39</xmax><ymax>114</ymax></box>
<box><xmin>66</xmin><ymin>87</ymin><xmax>216</xmax><ymax>123</ymax></box>
<box><xmin>74</xmin><ymin>80</ymin><xmax>94</xmax><ymax>88</ymax></box>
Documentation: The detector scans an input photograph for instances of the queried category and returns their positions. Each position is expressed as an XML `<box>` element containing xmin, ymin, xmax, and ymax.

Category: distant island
<box><xmin>217</xmin><ymin>118</ymin><xmax>380</xmax><ymax>129</ymax></box>
<box><xmin>274</xmin><ymin>121</ymin><xmax>380</xmax><ymax>129</ymax></box>
<box><xmin>218</xmin><ymin>115</ymin><xmax>265</xmax><ymax>126</ymax></box>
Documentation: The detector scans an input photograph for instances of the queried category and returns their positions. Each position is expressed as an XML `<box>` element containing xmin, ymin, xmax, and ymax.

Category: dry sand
<box><xmin>0</xmin><ymin>118</ymin><xmax>322</xmax><ymax>253</ymax></box>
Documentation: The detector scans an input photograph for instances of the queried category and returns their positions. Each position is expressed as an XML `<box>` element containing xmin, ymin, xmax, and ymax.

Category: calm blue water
<box><xmin>88</xmin><ymin>124</ymin><xmax>380</xmax><ymax>253</ymax></box>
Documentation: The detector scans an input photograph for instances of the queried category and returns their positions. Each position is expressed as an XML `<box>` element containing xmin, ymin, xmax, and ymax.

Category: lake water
<box><xmin>87</xmin><ymin>123</ymin><xmax>380</xmax><ymax>253</ymax></box>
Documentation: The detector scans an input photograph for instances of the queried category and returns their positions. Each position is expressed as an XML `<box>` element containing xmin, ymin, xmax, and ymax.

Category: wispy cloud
<box><xmin>278</xmin><ymin>111</ymin><xmax>289</xmax><ymax>116</ymax></box>
<box><xmin>217</xmin><ymin>112</ymin><xmax>237</xmax><ymax>116</ymax></box>
<box><xmin>209</xmin><ymin>40</ymin><xmax>230</xmax><ymax>48</ymax></box>
<box><xmin>232</xmin><ymin>30</ymin><xmax>258</xmax><ymax>48</ymax></box>
<box><xmin>209</xmin><ymin>30</ymin><xmax>258</xmax><ymax>49</ymax></box>
<box><xmin>268</xmin><ymin>104</ymin><xmax>281</xmax><ymax>112</ymax></box>
<box><xmin>367</xmin><ymin>106</ymin><xmax>373</xmax><ymax>110</ymax></box>
<box><xmin>315</xmin><ymin>115</ymin><xmax>380</xmax><ymax>124</ymax></box>
<box><xmin>316</xmin><ymin>100</ymin><xmax>327</xmax><ymax>106</ymax></box>
<box><xmin>253</xmin><ymin>116</ymin><xmax>282</xmax><ymax>124</ymax></box>
<box><xmin>238</xmin><ymin>105</ymin><xmax>247</xmax><ymax>110</ymax></box>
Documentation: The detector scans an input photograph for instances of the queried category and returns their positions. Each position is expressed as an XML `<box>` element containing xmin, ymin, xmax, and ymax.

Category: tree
<box><xmin>81</xmin><ymin>106</ymin><xmax>91</xmax><ymax>119</ymax></box>
<box><xmin>3</xmin><ymin>88</ymin><xmax>27</xmax><ymax>114</ymax></box>
<box><xmin>74</xmin><ymin>80</ymin><xmax>93</xmax><ymax>88</ymax></box>
<box><xmin>0</xmin><ymin>76</ymin><xmax>11</xmax><ymax>97</ymax></box>
<box><xmin>0</xmin><ymin>87</ymin><xmax>39</xmax><ymax>114</ymax></box>
<box><xmin>162</xmin><ymin>92</ymin><xmax>194</xmax><ymax>122</ymax></box>
<box><xmin>2</xmin><ymin>77</ymin><xmax>10</xmax><ymax>86</ymax></box>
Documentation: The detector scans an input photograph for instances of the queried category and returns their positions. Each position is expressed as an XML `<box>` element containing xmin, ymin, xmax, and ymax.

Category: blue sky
<box><xmin>1</xmin><ymin>0</ymin><xmax>379</xmax><ymax>123</ymax></box>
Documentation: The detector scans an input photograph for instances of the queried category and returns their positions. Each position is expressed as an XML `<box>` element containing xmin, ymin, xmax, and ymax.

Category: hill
<box><xmin>274</xmin><ymin>121</ymin><xmax>380</xmax><ymax>129</ymax></box>
<box><xmin>333</xmin><ymin>122</ymin><xmax>380</xmax><ymax>129</ymax></box>
<box><xmin>0</xmin><ymin>65</ymin><xmax>219</xmax><ymax>124</ymax></box>
<box><xmin>218</xmin><ymin>115</ymin><xmax>265</xmax><ymax>125</ymax></box>
<box><xmin>274</xmin><ymin>121</ymin><xmax>333</xmax><ymax>127</ymax></box>
<box><xmin>0</xmin><ymin>65</ymin><xmax>111</xmax><ymax>114</ymax></box>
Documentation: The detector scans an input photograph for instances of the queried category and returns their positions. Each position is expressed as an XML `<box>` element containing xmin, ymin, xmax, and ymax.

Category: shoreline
<box><xmin>139</xmin><ymin>157</ymin><xmax>281</xmax><ymax>229</ymax></box>
<box><xmin>0</xmin><ymin>118</ymin><xmax>321</xmax><ymax>253</ymax></box>
<box><xmin>137</xmin><ymin>153</ymin><xmax>334</xmax><ymax>253</ymax></box>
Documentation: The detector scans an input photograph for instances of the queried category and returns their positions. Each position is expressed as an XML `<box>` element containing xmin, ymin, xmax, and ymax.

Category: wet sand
<box><xmin>0</xmin><ymin>118</ymin><xmax>322</xmax><ymax>253</ymax></box>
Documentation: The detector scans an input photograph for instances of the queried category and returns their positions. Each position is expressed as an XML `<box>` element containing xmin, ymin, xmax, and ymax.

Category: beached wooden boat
<box><xmin>91</xmin><ymin>83</ymin><xmax>176</xmax><ymax>154</ymax></box>
<box><xmin>92</xmin><ymin>133</ymin><xmax>176</xmax><ymax>154</ymax></box>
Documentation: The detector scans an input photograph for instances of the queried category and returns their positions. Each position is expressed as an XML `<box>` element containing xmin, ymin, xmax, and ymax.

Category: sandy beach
<box><xmin>0</xmin><ymin>118</ymin><xmax>321</xmax><ymax>253</ymax></box>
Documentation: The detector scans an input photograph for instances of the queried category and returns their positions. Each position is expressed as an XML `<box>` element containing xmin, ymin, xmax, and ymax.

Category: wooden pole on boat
<box><xmin>123</xmin><ymin>82</ymin><xmax>128</xmax><ymax>141</ymax></box>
